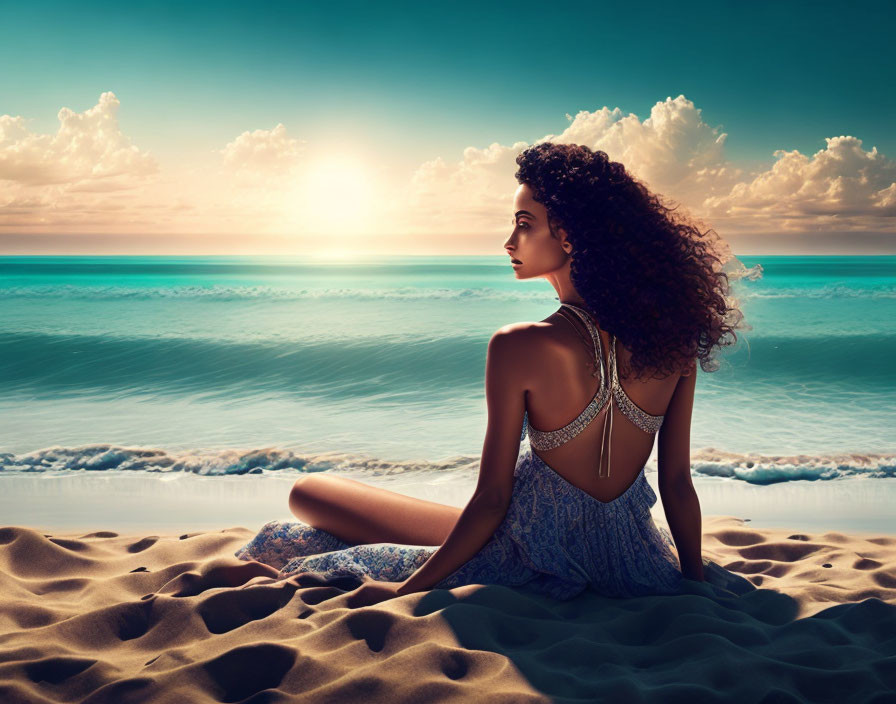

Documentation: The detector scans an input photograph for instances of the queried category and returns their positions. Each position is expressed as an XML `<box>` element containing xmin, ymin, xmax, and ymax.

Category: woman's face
<box><xmin>503</xmin><ymin>183</ymin><xmax>570</xmax><ymax>280</ymax></box>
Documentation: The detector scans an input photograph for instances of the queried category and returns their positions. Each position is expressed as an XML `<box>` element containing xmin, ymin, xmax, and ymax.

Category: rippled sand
<box><xmin>1</xmin><ymin>515</ymin><xmax>894</xmax><ymax>703</ymax></box>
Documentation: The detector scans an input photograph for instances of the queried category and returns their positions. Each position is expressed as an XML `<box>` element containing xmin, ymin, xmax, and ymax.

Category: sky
<box><xmin>1</xmin><ymin>0</ymin><xmax>894</xmax><ymax>255</ymax></box>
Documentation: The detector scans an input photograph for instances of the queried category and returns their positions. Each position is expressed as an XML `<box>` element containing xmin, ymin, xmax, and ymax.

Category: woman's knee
<box><xmin>288</xmin><ymin>474</ymin><xmax>332</xmax><ymax>513</ymax></box>
<box><xmin>288</xmin><ymin>475</ymin><xmax>313</xmax><ymax>512</ymax></box>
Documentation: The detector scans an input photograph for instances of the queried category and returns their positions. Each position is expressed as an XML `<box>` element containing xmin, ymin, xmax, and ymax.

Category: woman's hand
<box><xmin>345</xmin><ymin>579</ymin><xmax>410</xmax><ymax>608</ymax></box>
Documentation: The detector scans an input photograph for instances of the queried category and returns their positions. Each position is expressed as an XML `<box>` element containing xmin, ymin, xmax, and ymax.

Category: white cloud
<box><xmin>703</xmin><ymin>136</ymin><xmax>896</xmax><ymax>232</ymax></box>
<box><xmin>0</xmin><ymin>97</ymin><xmax>317</xmax><ymax>234</ymax></box>
<box><xmin>0</xmin><ymin>92</ymin><xmax>163</xmax><ymax>230</ymax></box>
<box><xmin>399</xmin><ymin>96</ymin><xmax>747</xmax><ymax>239</ymax></box>
<box><xmin>396</xmin><ymin>141</ymin><xmax>527</xmax><ymax>234</ymax></box>
<box><xmin>401</xmin><ymin>95</ymin><xmax>895</xmax><ymax>245</ymax></box>
<box><xmin>219</xmin><ymin>123</ymin><xmax>306</xmax><ymax>183</ymax></box>
<box><xmin>545</xmin><ymin>95</ymin><xmax>746</xmax><ymax>206</ymax></box>
<box><xmin>2</xmin><ymin>92</ymin><xmax>893</xmax><ymax>252</ymax></box>
<box><xmin>0</xmin><ymin>91</ymin><xmax>157</xmax><ymax>188</ymax></box>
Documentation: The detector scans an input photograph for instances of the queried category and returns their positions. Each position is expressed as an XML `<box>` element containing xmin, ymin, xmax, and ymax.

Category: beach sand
<box><xmin>1</xmin><ymin>515</ymin><xmax>894</xmax><ymax>703</ymax></box>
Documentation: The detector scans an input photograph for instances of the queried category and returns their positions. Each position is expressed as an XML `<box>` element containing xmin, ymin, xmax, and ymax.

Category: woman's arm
<box><xmin>397</xmin><ymin>325</ymin><xmax>531</xmax><ymax>594</ymax></box>
<box><xmin>657</xmin><ymin>364</ymin><xmax>705</xmax><ymax>581</ymax></box>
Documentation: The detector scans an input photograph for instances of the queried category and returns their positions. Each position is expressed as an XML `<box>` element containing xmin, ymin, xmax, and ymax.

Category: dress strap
<box><xmin>560</xmin><ymin>303</ymin><xmax>613</xmax><ymax>479</ymax></box>
<box><xmin>609</xmin><ymin>334</ymin><xmax>665</xmax><ymax>434</ymax></box>
<box><xmin>600</xmin><ymin>335</ymin><xmax>616</xmax><ymax>479</ymax></box>
<box><xmin>558</xmin><ymin>303</ymin><xmax>605</xmax><ymax>386</ymax></box>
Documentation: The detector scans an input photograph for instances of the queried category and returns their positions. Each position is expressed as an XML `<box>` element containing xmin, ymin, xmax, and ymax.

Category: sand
<box><xmin>1</xmin><ymin>515</ymin><xmax>895</xmax><ymax>703</ymax></box>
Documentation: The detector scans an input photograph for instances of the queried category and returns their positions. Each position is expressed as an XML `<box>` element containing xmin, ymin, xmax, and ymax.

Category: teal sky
<box><xmin>1</xmin><ymin>0</ymin><xmax>894</xmax><ymax>255</ymax></box>
<box><xmin>2</xmin><ymin>0</ymin><xmax>893</xmax><ymax>169</ymax></box>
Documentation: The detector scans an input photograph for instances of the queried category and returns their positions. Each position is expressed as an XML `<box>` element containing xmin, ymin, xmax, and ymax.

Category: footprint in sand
<box><xmin>79</xmin><ymin>531</ymin><xmax>119</xmax><ymax>539</ymax></box>
<box><xmin>714</xmin><ymin>530</ymin><xmax>767</xmax><ymax>546</ymax></box>
<box><xmin>127</xmin><ymin>536</ymin><xmax>159</xmax><ymax>553</ymax></box>
<box><xmin>24</xmin><ymin>656</ymin><xmax>96</xmax><ymax>685</ymax></box>
<box><xmin>197</xmin><ymin>585</ymin><xmax>298</xmax><ymax>634</ymax></box>
<box><xmin>201</xmin><ymin>643</ymin><xmax>296</xmax><ymax>702</ymax></box>
<box><xmin>344</xmin><ymin>610</ymin><xmax>398</xmax><ymax>653</ymax></box>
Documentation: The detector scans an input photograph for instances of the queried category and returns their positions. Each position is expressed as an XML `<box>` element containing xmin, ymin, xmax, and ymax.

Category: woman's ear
<box><xmin>550</xmin><ymin>219</ymin><xmax>573</xmax><ymax>254</ymax></box>
<box><xmin>559</xmin><ymin>231</ymin><xmax>572</xmax><ymax>254</ymax></box>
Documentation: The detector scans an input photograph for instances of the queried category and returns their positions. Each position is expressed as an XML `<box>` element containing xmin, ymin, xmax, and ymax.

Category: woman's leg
<box><xmin>289</xmin><ymin>474</ymin><xmax>463</xmax><ymax>546</ymax></box>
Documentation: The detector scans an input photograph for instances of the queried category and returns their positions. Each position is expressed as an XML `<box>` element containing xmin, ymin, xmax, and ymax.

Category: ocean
<box><xmin>1</xmin><ymin>254</ymin><xmax>894</xmax><ymax>532</ymax></box>
<box><xmin>0</xmin><ymin>256</ymin><xmax>896</xmax><ymax>483</ymax></box>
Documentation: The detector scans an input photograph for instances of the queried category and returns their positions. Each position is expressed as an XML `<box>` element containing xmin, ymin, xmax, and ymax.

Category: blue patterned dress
<box><xmin>234</xmin><ymin>420</ymin><xmax>686</xmax><ymax>600</ymax></box>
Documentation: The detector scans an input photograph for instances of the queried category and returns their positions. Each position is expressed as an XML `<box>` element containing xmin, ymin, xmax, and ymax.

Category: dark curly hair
<box><xmin>514</xmin><ymin>142</ymin><xmax>746</xmax><ymax>380</ymax></box>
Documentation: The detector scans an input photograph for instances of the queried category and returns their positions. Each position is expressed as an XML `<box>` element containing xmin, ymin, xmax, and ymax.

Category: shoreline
<box><xmin>2</xmin><ymin>470</ymin><xmax>894</xmax><ymax>535</ymax></box>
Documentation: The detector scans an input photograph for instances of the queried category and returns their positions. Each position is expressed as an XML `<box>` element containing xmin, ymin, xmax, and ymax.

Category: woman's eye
<box><xmin>515</xmin><ymin>221</ymin><xmax>529</xmax><ymax>229</ymax></box>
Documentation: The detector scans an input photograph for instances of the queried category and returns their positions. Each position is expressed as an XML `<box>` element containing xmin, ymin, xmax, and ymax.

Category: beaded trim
<box><xmin>608</xmin><ymin>330</ymin><xmax>665</xmax><ymax>433</ymax></box>
<box><xmin>526</xmin><ymin>384</ymin><xmax>611</xmax><ymax>451</ymax></box>
<box><xmin>611</xmin><ymin>382</ymin><xmax>664</xmax><ymax>433</ymax></box>
<box><xmin>526</xmin><ymin>302</ymin><xmax>664</xmax><ymax>452</ymax></box>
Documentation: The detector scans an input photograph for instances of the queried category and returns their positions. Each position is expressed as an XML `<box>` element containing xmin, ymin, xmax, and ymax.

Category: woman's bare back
<box><xmin>523</xmin><ymin>311</ymin><xmax>685</xmax><ymax>503</ymax></box>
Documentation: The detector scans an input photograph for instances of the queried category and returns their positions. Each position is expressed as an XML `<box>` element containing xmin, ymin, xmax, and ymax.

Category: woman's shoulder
<box><xmin>492</xmin><ymin>315</ymin><xmax>569</xmax><ymax>355</ymax></box>
<box><xmin>493</xmin><ymin>315</ymin><xmax>560</xmax><ymax>338</ymax></box>
<box><xmin>487</xmin><ymin>321</ymin><xmax>563</xmax><ymax>389</ymax></box>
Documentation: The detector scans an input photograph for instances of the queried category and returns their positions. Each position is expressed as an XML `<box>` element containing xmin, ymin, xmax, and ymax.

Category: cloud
<box><xmin>2</xmin><ymin>92</ymin><xmax>893</xmax><ymax>253</ymax></box>
<box><xmin>0</xmin><ymin>92</ymin><xmax>164</xmax><ymax>230</ymax></box>
<box><xmin>0</xmin><ymin>91</ymin><xmax>157</xmax><ymax>188</ymax></box>
<box><xmin>401</xmin><ymin>95</ymin><xmax>895</xmax><ymax>245</ymax></box>
<box><xmin>219</xmin><ymin>123</ymin><xmax>306</xmax><ymax>183</ymax></box>
<box><xmin>0</xmin><ymin>97</ymin><xmax>316</xmax><ymax>234</ymax></box>
<box><xmin>545</xmin><ymin>95</ymin><xmax>747</xmax><ymax>207</ymax></box>
<box><xmin>395</xmin><ymin>140</ymin><xmax>528</xmax><ymax>235</ymax></box>
<box><xmin>398</xmin><ymin>96</ymin><xmax>745</xmax><ymax>240</ymax></box>
<box><xmin>703</xmin><ymin>136</ymin><xmax>896</xmax><ymax>232</ymax></box>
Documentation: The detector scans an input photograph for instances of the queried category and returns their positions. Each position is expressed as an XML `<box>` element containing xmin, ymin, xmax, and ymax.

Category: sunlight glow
<box><xmin>290</xmin><ymin>155</ymin><xmax>376</xmax><ymax>238</ymax></box>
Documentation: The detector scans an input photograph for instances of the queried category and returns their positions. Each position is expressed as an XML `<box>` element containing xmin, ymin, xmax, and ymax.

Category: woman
<box><xmin>234</xmin><ymin>142</ymin><xmax>746</xmax><ymax>607</ymax></box>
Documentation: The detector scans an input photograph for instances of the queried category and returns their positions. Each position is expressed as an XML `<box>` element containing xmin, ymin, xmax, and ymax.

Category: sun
<box><xmin>290</xmin><ymin>155</ymin><xmax>376</xmax><ymax>237</ymax></box>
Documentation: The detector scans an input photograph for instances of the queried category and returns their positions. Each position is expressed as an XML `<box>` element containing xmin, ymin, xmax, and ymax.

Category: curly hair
<box><xmin>514</xmin><ymin>142</ymin><xmax>746</xmax><ymax>380</ymax></box>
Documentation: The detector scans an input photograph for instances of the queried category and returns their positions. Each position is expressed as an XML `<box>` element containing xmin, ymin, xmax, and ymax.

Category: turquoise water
<box><xmin>1</xmin><ymin>254</ymin><xmax>894</xmax><ymax>485</ymax></box>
